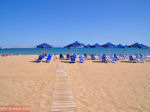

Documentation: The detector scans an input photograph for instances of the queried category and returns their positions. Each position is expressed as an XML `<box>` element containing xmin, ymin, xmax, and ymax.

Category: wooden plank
<box><xmin>50</xmin><ymin>63</ymin><xmax>77</xmax><ymax>112</ymax></box>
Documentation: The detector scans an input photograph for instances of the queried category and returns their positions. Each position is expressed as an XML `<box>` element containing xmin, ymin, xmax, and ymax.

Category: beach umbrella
<box><xmin>90</xmin><ymin>43</ymin><xmax>101</xmax><ymax>55</ymax></box>
<box><xmin>91</xmin><ymin>43</ymin><xmax>101</xmax><ymax>48</ymax></box>
<box><xmin>128</xmin><ymin>43</ymin><xmax>149</xmax><ymax>49</ymax></box>
<box><xmin>37</xmin><ymin>43</ymin><xmax>53</xmax><ymax>55</ymax></box>
<box><xmin>101</xmin><ymin>42</ymin><xmax>116</xmax><ymax>55</ymax></box>
<box><xmin>64</xmin><ymin>41</ymin><xmax>85</xmax><ymax>54</ymax></box>
<box><xmin>64</xmin><ymin>41</ymin><xmax>85</xmax><ymax>48</ymax></box>
<box><xmin>84</xmin><ymin>44</ymin><xmax>92</xmax><ymax>48</ymax></box>
<box><xmin>117</xmin><ymin>44</ymin><xmax>125</xmax><ymax>48</ymax></box>
<box><xmin>139</xmin><ymin>44</ymin><xmax>149</xmax><ymax>48</ymax></box>
<box><xmin>124</xmin><ymin>45</ymin><xmax>128</xmax><ymax>48</ymax></box>
<box><xmin>37</xmin><ymin>43</ymin><xmax>53</xmax><ymax>48</ymax></box>
<box><xmin>101</xmin><ymin>42</ymin><xmax>116</xmax><ymax>48</ymax></box>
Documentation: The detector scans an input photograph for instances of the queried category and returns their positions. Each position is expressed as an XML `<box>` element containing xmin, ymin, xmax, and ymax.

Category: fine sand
<box><xmin>0</xmin><ymin>55</ymin><xmax>150</xmax><ymax>112</ymax></box>
<box><xmin>66</xmin><ymin>60</ymin><xmax>150</xmax><ymax>112</ymax></box>
<box><xmin>0</xmin><ymin>55</ymin><xmax>57</xmax><ymax>112</ymax></box>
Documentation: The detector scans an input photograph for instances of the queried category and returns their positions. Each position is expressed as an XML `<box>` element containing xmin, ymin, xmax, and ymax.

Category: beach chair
<box><xmin>136</xmin><ymin>55</ymin><xmax>145</xmax><ymax>62</ymax></box>
<box><xmin>114</xmin><ymin>54</ymin><xmax>119</xmax><ymax>60</ymax></box>
<box><xmin>129</xmin><ymin>56</ymin><xmax>138</xmax><ymax>63</ymax></box>
<box><xmin>70</xmin><ymin>56</ymin><xmax>76</xmax><ymax>63</ymax></box>
<box><xmin>73</xmin><ymin>54</ymin><xmax>77</xmax><ymax>59</ymax></box>
<box><xmin>84</xmin><ymin>54</ymin><xmax>87</xmax><ymax>58</ymax></box>
<box><xmin>119</xmin><ymin>54</ymin><xmax>125</xmax><ymax>60</ymax></box>
<box><xmin>91</xmin><ymin>54</ymin><xmax>96</xmax><ymax>60</ymax></box>
<box><xmin>102</xmin><ymin>54</ymin><xmax>106</xmax><ymax>57</ymax></box>
<box><xmin>66</xmin><ymin>54</ymin><xmax>70</xmax><ymax>60</ymax></box>
<box><xmin>36</xmin><ymin>55</ymin><xmax>43</xmax><ymax>62</ymax></box>
<box><xmin>110</xmin><ymin>55</ymin><xmax>117</xmax><ymax>63</ymax></box>
<box><xmin>1</xmin><ymin>54</ymin><xmax>5</xmax><ymax>56</ymax></box>
<box><xmin>102</xmin><ymin>56</ymin><xmax>109</xmax><ymax>63</ymax></box>
<box><xmin>139</xmin><ymin>54</ymin><xmax>146</xmax><ymax>59</ymax></box>
<box><xmin>45</xmin><ymin>54</ymin><xmax>52</xmax><ymax>62</ymax></box>
<box><xmin>79</xmin><ymin>55</ymin><xmax>84</xmax><ymax>63</ymax></box>
<box><xmin>125</xmin><ymin>54</ymin><xmax>129</xmax><ymax>59</ymax></box>
<box><xmin>59</xmin><ymin>54</ymin><xmax>64</xmax><ymax>59</ymax></box>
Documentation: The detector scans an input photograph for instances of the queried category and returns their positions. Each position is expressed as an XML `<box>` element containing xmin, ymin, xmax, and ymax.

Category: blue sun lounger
<box><xmin>91</xmin><ymin>54</ymin><xmax>96</xmax><ymax>60</ymax></box>
<box><xmin>66</xmin><ymin>54</ymin><xmax>70</xmax><ymax>60</ymax></box>
<box><xmin>136</xmin><ymin>55</ymin><xmax>144</xmax><ymax>62</ymax></box>
<box><xmin>139</xmin><ymin>54</ymin><xmax>146</xmax><ymax>58</ymax></box>
<box><xmin>70</xmin><ymin>56</ymin><xmax>76</xmax><ymax>63</ymax></box>
<box><xmin>129</xmin><ymin>56</ymin><xmax>138</xmax><ymax>63</ymax></box>
<box><xmin>73</xmin><ymin>54</ymin><xmax>77</xmax><ymax>59</ymax></box>
<box><xmin>59</xmin><ymin>54</ymin><xmax>64</xmax><ymax>59</ymax></box>
<box><xmin>45</xmin><ymin>54</ymin><xmax>52</xmax><ymax>62</ymax></box>
<box><xmin>125</xmin><ymin>54</ymin><xmax>129</xmax><ymax>59</ymax></box>
<box><xmin>36</xmin><ymin>55</ymin><xmax>43</xmax><ymax>62</ymax></box>
<box><xmin>119</xmin><ymin>54</ymin><xmax>125</xmax><ymax>59</ymax></box>
<box><xmin>102</xmin><ymin>56</ymin><xmax>109</xmax><ymax>63</ymax></box>
<box><xmin>114</xmin><ymin>54</ymin><xmax>119</xmax><ymax>60</ymax></box>
<box><xmin>110</xmin><ymin>55</ymin><xmax>117</xmax><ymax>62</ymax></box>
<box><xmin>84</xmin><ymin>54</ymin><xmax>87</xmax><ymax>58</ymax></box>
<box><xmin>79</xmin><ymin>55</ymin><xmax>84</xmax><ymax>63</ymax></box>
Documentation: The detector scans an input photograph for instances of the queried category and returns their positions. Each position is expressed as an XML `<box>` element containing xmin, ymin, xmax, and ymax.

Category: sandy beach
<box><xmin>0</xmin><ymin>55</ymin><xmax>57</xmax><ymax>112</ymax></box>
<box><xmin>0</xmin><ymin>55</ymin><xmax>150</xmax><ymax>112</ymax></box>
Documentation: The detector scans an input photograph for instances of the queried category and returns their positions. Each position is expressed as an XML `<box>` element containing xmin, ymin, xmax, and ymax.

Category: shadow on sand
<box><xmin>60</xmin><ymin>60</ymin><xmax>84</xmax><ymax>64</ymax></box>
<box><xmin>119</xmin><ymin>60</ymin><xmax>144</xmax><ymax>63</ymax></box>
<box><xmin>30</xmin><ymin>61</ymin><xmax>50</xmax><ymax>63</ymax></box>
<box><xmin>30</xmin><ymin>61</ymin><xmax>40</xmax><ymax>63</ymax></box>
<box><xmin>119</xmin><ymin>61</ymin><xmax>132</xmax><ymax>63</ymax></box>
<box><xmin>92</xmin><ymin>60</ymin><xmax>104</xmax><ymax>63</ymax></box>
<box><xmin>60</xmin><ymin>60</ymin><xmax>72</xmax><ymax>64</ymax></box>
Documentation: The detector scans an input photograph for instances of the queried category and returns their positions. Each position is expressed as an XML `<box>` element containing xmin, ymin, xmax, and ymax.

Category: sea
<box><xmin>0</xmin><ymin>48</ymin><xmax>150</xmax><ymax>56</ymax></box>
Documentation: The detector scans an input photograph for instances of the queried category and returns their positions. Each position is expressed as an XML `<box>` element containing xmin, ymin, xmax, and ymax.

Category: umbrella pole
<box><xmin>76</xmin><ymin>47</ymin><xmax>77</xmax><ymax>55</ymax></box>
<box><xmin>107</xmin><ymin>48</ymin><xmax>109</xmax><ymax>56</ymax></box>
<box><xmin>96</xmin><ymin>48</ymin><xmax>98</xmax><ymax>56</ymax></box>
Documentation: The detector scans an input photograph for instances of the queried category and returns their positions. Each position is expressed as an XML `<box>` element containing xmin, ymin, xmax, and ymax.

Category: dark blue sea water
<box><xmin>0</xmin><ymin>48</ymin><xmax>150</xmax><ymax>56</ymax></box>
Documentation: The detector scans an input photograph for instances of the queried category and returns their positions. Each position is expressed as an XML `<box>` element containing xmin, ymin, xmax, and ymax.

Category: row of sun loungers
<box><xmin>36</xmin><ymin>54</ymin><xmax>52</xmax><ymax>62</ymax></box>
<box><xmin>59</xmin><ymin>53</ymin><xmax>146</xmax><ymax>63</ymax></box>
<box><xmin>35</xmin><ymin>53</ymin><xmax>147</xmax><ymax>63</ymax></box>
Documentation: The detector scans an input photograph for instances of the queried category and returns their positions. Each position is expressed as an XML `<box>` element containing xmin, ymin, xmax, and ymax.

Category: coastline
<box><xmin>1</xmin><ymin>47</ymin><xmax>35</xmax><ymax>49</ymax></box>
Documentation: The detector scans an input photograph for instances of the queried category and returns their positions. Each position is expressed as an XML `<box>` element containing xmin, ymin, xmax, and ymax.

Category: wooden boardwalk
<box><xmin>50</xmin><ymin>63</ymin><xmax>77</xmax><ymax>112</ymax></box>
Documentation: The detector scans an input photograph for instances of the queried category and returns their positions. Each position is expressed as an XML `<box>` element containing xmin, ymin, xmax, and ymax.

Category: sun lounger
<box><xmin>136</xmin><ymin>55</ymin><xmax>145</xmax><ymax>62</ymax></box>
<box><xmin>36</xmin><ymin>55</ymin><xmax>43</xmax><ymax>62</ymax></box>
<box><xmin>66</xmin><ymin>54</ymin><xmax>70</xmax><ymax>60</ymax></box>
<box><xmin>119</xmin><ymin>54</ymin><xmax>125</xmax><ymax>59</ymax></box>
<box><xmin>45</xmin><ymin>54</ymin><xmax>52</xmax><ymax>62</ymax></box>
<box><xmin>125</xmin><ymin>54</ymin><xmax>129</xmax><ymax>59</ymax></box>
<box><xmin>129</xmin><ymin>56</ymin><xmax>138</xmax><ymax>63</ymax></box>
<box><xmin>73</xmin><ymin>54</ymin><xmax>77</xmax><ymax>59</ymax></box>
<box><xmin>70</xmin><ymin>56</ymin><xmax>76</xmax><ymax>63</ymax></box>
<box><xmin>84</xmin><ymin>54</ymin><xmax>87</xmax><ymax>58</ymax></box>
<box><xmin>91</xmin><ymin>54</ymin><xmax>96</xmax><ymax>60</ymax></box>
<box><xmin>139</xmin><ymin>54</ymin><xmax>146</xmax><ymax>59</ymax></box>
<box><xmin>79</xmin><ymin>55</ymin><xmax>84</xmax><ymax>63</ymax></box>
<box><xmin>110</xmin><ymin>55</ymin><xmax>117</xmax><ymax>63</ymax></box>
<box><xmin>59</xmin><ymin>54</ymin><xmax>64</xmax><ymax>59</ymax></box>
<box><xmin>114</xmin><ymin>54</ymin><xmax>119</xmax><ymax>60</ymax></box>
<box><xmin>102</xmin><ymin>56</ymin><xmax>109</xmax><ymax>63</ymax></box>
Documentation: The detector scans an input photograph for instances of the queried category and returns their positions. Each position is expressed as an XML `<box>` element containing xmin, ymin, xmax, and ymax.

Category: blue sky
<box><xmin>0</xmin><ymin>0</ymin><xmax>150</xmax><ymax>47</ymax></box>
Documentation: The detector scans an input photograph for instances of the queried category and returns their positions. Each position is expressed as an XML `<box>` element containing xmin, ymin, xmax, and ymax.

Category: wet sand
<box><xmin>0</xmin><ymin>55</ymin><xmax>150</xmax><ymax>112</ymax></box>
